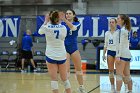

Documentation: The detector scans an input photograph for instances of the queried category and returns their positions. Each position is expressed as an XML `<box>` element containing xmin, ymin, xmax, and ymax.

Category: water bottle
<box><xmin>37</xmin><ymin>39</ymin><xmax>39</xmax><ymax>43</ymax></box>
<box><xmin>28</xmin><ymin>65</ymin><xmax>31</xmax><ymax>72</ymax></box>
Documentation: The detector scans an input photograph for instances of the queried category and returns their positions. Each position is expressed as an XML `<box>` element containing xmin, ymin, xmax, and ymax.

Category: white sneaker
<box><xmin>116</xmin><ymin>91</ymin><xmax>120</xmax><ymax>93</ymax></box>
<box><xmin>126</xmin><ymin>91</ymin><xmax>132</xmax><ymax>93</ymax></box>
<box><xmin>21</xmin><ymin>70</ymin><xmax>25</xmax><ymax>73</ymax></box>
<box><xmin>111</xmin><ymin>88</ymin><xmax>116</xmax><ymax>93</ymax></box>
<box><xmin>33</xmin><ymin>68</ymin><xmax>37</xmax><ymax>72</ymax></box>
<box><xmin>77</xmin><ymin>86</ymin><xmax>87</xmax><ymax>93</ymax></box>
<box><xmin>125</xmin><ymin>84</ymin><xmax>128</xmax><ymax>92</ymax></box>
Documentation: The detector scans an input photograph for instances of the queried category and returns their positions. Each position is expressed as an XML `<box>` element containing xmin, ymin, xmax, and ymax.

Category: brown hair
<box><xmin>50</xmin><ymin>11</ymin><xmax>59</xmax><ymax>25</ymax></box>
<box><xmin>66</xmin><ymin>9</ymin><xmax>79</xmax><ymax>22</ymax></box>
<box><xmin>119</xmin><ymin>14</ymin><xmax>131</xmax><ymax>31</ymax></box>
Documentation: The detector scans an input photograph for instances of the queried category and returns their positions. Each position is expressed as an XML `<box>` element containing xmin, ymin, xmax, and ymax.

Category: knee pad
<box><xmin>76</xmin><ymin>71</ymin><xmax>83</xmax><ymax>75</ymax></box>
<box><xmin>124</xmin><ymin>76</ymin><xmax>132</xmax><ymax>83</ymax></box>
<box><xmin>109</xmin><ymin>72</ymin><xmax>114</xmax><ymax>78</ymax></box>
<box><xmin>116</xmin><ymin>74</ymin><xmax>122</xmax><ymax>81</ymax></box>
<box><xmin>63</xmin><ymin>79</ymin><xmax>71</xmax><ymax>89</ymax></box>
<box><xmin>51</xmin><ymin>81</ymin><xmax>58</xmax><ymax>90</ymax></box>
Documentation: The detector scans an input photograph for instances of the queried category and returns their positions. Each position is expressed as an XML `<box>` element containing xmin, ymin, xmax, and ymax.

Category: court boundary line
<box><xmin>87</xmin><ymin>85</ymin><xmax>100</xmax><ymax>93</ymax></box>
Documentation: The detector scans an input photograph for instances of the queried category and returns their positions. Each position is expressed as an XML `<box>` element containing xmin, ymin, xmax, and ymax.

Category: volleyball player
<box><xmin>103</xmin><ymin>18</ymin><xmax>118</xmax><ymax>92</ymax></box>
<box><xmin>115</xmin><ymin>14</ymin><xmax>132</xmax><ymax>93</ymax></box>
<box><xmin>38</xmin><ymin>11</ymin><xmax>74</xmax><ymax>93</ymax></box>
<box><xmin>62</xmin><ymin>9</ymin><xmax>87</xmax><ymax>93</ymax></box>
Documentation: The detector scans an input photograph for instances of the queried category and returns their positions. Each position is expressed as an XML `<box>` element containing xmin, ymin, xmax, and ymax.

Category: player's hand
<box><xmin>59</xmin><ymin>12</ymin><xmax>65</xmax><ymax>21</ymax></box>
<box><xmin>102</xmin><ymin>55</ymin><xmax>106</xmax><ymax>62</ymax></box>
<box><xmin>44</xmin><ymin>13</ymin><xmax>49</xmax><ymax>24</ymax></box>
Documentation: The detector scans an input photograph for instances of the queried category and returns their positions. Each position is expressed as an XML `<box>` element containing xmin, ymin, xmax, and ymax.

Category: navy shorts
<box><xmin>65</xmin><ymin>43</ymin><xmax>78</xmax><ymax>55</ymax></box>
<box><xmin>107</xmin><ymin>50</ymin><xmax>116</xmax><ymax>57</ymax></box>
<box><xmin>46</xmin><ymin>56</ymin><xmax>66</xmax><ymax>64</ymax></box>
<box><xmin>120</xmin><ymin>57</ymin><xmax>131</xmax><ymax>62</ymax></box>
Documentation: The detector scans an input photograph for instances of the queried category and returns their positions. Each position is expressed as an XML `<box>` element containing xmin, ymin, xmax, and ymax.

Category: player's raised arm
<box><xmin>38</xmin><ymin>13</ymin><xmax>50</xmax><ymax>35</ymax></box>
<box><xmin>59</xmin><ymin>12</ymin><xmax>77</xmax><ymax>31</ymax></box>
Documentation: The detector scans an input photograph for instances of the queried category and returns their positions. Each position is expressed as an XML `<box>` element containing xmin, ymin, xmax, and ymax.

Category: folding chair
<box><xmin>7</xmin><ymin>51</ymin><xmax>18</xmax><ymax>70</ymax></box>
<box><xmin>34</xmin><ymin>51</ymin><xmax>45</xmax><ymax>71</ymax></box>
<box><xmin>0</xmin><ymin>51</ymin><xmax>10</xmax><ymax>70</ymax></box>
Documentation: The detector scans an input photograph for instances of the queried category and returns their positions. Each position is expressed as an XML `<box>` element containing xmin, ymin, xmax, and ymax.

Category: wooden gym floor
<box><xmin>0</xmin><ymin>71</ymin><xmax>139</xmax><ymax>93</ymax></box>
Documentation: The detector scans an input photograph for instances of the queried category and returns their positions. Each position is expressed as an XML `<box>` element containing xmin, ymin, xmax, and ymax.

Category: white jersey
<box><xmin>104</xmin><ymin>30</ymin><xmax>119</xmax><ymax>51</ymax></box>
<box><xmin>38</xmin><ymin>23</ymin><xmax>67</xmax><ymax>60</ymax></box>
<box><xmin>116</xmin><ymin>26</ymin><xmax>131</xmax><ymax>58</ymax></box>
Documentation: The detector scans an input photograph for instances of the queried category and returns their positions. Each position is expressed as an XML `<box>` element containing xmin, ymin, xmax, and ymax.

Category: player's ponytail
<box><xmin>74</xmin><ymin>17</ymin><xmax>79</xmax><ymax>22</ymax></box>
<box><xmin>119</xmin><ymin>14</ymin><xmax>131</xmax><ymax>31</ymax></box>
<box><xmin>50</xmin><ymin>11</ymin><xmax>59</xmax><ymax>25</ymax></box>
<box><xmin>125</xmin><ymin>15</ymin><xmax>131</xmax><ymax>31</ymax></box>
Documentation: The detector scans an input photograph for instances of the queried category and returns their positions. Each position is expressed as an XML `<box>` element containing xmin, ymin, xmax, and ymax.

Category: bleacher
<box><xmin>0</xmin><ymin>37</ymin><xmax>47</xmax><ymax>71</ymax></box>
<box><xmin>33</xmin><ymin>37</ymin><xmax>46</xmax><ymax>71</ymax></box>
<box><xmin>0</xmin><ymin>37</ymin><xmax>17</xmax><ymax>70</ymax></box>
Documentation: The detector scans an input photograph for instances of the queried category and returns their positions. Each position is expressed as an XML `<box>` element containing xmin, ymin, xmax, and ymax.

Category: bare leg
<box><xmin>107</xmin><ymin>55</ymin><xmax>115</xmax><ymax>91</ymax></box>
<box><xmin>71</xmin><ymin>50</ymin><xmax>83</xmax><ymax>85</ymax></box>
<box><xmin>59</xmin><ymin>63</ymin><xmax>71</xmax><ymax>93</ymax></box>
<box><xmin>115</xmin><ymin>60</ymin><xmax>126</xmax><ymax>92</ymax></box>
<box><xmin>123</xmin><ymin>62</ymin><xmax>132</xmax><ymax>92</ymax></box>
<box><xmin>46</xmin><ymin>62</ymin><xmax>59</xmax><ymax>93</ymax></box>
<box><xmin>66</xmin><ymin>53</ymin><xmax>71</xmax><ymax>78</ymax></box>
<box><xmin>21</xmin><ymin>58</ymin><xmax>25</xmax><ymax>70</ymax></box>
<box><xmin>30</xmin><ymin>59</ymin><xmax>36</xmax><ymax>68</ymax></box>
<box><xmin>71</xmin><ymin>50</ymin><xmax>86</xmax><ymax>93</ymax></box>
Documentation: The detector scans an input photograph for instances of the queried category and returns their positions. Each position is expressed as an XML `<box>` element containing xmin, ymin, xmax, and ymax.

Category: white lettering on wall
<box><xmin>6</xmin><ymin>18</ymin><xmax>18</xmax><ymax>37</ymax></box>
<box><xmin>0</xmin><ymin>19</ymin><xmax>4</xmax><ymax>37</ymax></box>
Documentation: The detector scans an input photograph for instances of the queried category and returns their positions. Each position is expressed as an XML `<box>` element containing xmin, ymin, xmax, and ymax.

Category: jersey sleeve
<box><xmin>116</xmin><ymin>30</ymin><xmax>121</xmax><ymax>57</ymax></box>
<box><xmin>38</xmin><ymin>24</ymin><xmax>47</xmax><ymax>35</ymax></box>
<box><xmin>72</xmin><ymin>22</ymin><xmax>81</xmax><ymax>31</ymax></box>
<box><xmin>104</xmin><ymin>31</ymin><xmax>108</xmax><ymax>48</ymax></box>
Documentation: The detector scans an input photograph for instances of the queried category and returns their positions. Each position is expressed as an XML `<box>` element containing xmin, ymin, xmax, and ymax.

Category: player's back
<box><xmin>46</xmin><ymin>24</ymin><xmax>66</xmax><ymax>47</ymax></box>
<box><xmin>39</xmin><ymin>23</ymin><xmax>67</xmax><ymax>60</ymax></box>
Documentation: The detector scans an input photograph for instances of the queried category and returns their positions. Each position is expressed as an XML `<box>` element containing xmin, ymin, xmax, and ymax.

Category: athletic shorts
<box><xmin>107</xmin><ymin>50</ymin><xmax>116</xmax><ymax>57</ymax></box>
<box><xmin>65</xmin><ymin>43</ymin><xmax>78</xmax><ymax>55</ymax></box>
<box><xmin>21</xmin><ymin>50</ymin><xmax>33</xmax><ymax>59</ymax></box>
<box><xmin>46</xmin><ymin>56</ymin><xmax>66</xmax><ymax>64</ymax></box>
<box><xmin>120</xmin><ymin>57</ymin><xmax>131</xmax><ymax>62</ymax></box>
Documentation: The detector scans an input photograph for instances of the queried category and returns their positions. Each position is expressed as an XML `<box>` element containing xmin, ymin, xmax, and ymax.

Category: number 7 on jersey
<box><xmin>54</xmin><ymin>30</ymin><xmax>59</xmax><ymax>39</ymax></box>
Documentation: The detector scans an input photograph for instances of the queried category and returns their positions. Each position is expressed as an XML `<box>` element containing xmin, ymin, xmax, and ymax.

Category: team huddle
<box><xmin>37</xmin><ymin>9</ymin><xmax>132</xmax><ymax>93</ymax></box>
<box><xmin>38</xmin><ymin>10</ymin><xmax>86</xmax><ymax>93</ymax></box>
